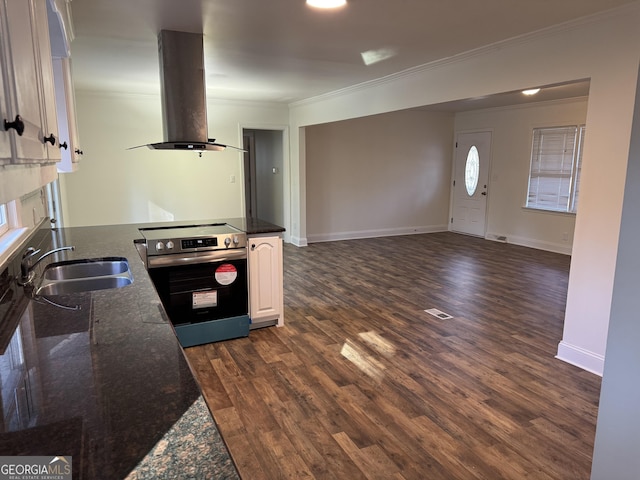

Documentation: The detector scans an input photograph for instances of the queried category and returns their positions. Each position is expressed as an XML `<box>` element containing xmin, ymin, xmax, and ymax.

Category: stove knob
<box><xmin>156</xmin><ymin>241</ymin><xmax>165</xmax><ymax>251</ymax></box>
<box><xmin>224</xmin><ymin>237</ymin><xmax>231</xmax><ymax>247</ymax></box>
<box><xmin>233</xmin><ymin>235</ymin><xmax>239</xmax><ymax>246</ymax></box>
<box><xmin>166</xmin><ymin>241</ymin><xmax>175</xmax><ymax>250</ymax></box>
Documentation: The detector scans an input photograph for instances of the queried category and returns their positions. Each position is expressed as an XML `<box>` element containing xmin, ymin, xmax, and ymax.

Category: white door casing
<box><xmin>451</xmin><ymin>131</ymin><xmax>492</xmax><ymax>237</ymax></box>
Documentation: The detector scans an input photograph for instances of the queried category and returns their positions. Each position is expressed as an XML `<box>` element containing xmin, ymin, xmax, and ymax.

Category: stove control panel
<box><xmin>182</xmin><ymin>237</ymin><xmax>219</xmax><ymax>249</ymax></box>
<box><xmin>141</xmin><ymin>224</ymin><xmax>248</xmax><ymax>256</ymax></box>
<box><xmin>146</xmin><ymin>233</ymin><xmax>247</xmax><ymax>256</ymax></box>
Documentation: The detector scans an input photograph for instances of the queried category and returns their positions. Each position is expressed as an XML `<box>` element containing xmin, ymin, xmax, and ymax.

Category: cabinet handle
<box><xmin>59</xmin><ymin>141</ymin><xmax>68</xmax><ymax>150</ymax></box>
<box><xmin>4</xmin><ymin>115</ymin><xmax>25</xmax><ymax>136</ymax></box>
<box><xmin>44</xmin><ymin>133</ymin><xmax>56</xmax><ymax>145</ymax></box>
<box><xmin>251</xmin><ymin>244</ymin><xmax>256</xmax><ymax>251</ymax></box>
<box><xmin>75</xmin><ymin>148</ymin><xmax>83</xmax><ymax>155</ymax></box>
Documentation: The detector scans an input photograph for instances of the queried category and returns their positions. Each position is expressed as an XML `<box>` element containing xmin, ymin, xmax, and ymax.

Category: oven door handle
<box><xmin>147</xmin><ymin>249</ymin><xmax>247</xmax><ymax>268</ymax></box>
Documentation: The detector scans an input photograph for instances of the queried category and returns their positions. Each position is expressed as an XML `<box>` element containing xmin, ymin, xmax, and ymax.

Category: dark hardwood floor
<box><xmin>184</xmin><ymin>232</ymin><xmax>601</xmax><ymax>479</ymax></box>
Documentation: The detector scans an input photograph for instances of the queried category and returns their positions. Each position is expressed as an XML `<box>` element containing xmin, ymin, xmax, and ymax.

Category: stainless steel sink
<box><xmin>36</xmin><ymin>257</ymin><xmax>134</xmax><ymax>295</ymax></box>
<box><xmin>42</xmin><ymin>257</ymin><xmax>130</xmax><ymax>280</ymax></box>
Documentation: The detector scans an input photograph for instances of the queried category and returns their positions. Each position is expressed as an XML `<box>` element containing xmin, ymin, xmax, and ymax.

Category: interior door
<box><xmin>451</xmin><ymin>131</ymin><xmax>491</xmax><ymax>236</ymax></box>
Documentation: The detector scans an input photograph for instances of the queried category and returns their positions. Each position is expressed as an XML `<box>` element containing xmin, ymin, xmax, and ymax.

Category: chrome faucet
<box><xmin>20</xmin><ymin>245</ymin><xmax>75</xmax><ymax>285</ymax></box>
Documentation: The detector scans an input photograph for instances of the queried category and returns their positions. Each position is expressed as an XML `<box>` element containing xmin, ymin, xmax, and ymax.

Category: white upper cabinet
<box><xmin>52</xmin><ymin>57</ymin><xmax>81</xmax><ymax>172</ymax></box>
<box><xmin>0</xmin><ymin>0</ymin><xmax>60</xmax><ymax>165</ymax></box>
<box><xmin>34</xmin><ymin>0</ymin><xmax>61</xmax><ymax>163</ymax></box>
<box><xmin>0</xmin><ymin>8</ymin><xmax>12</xmax><ymax>163</ymax></box>
<box><xmin>48</xmin><ymin>0</ymin><xmax>81</xmax><ymax>172</ymax></box>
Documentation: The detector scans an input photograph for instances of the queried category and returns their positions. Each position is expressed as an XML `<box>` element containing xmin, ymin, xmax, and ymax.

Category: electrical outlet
<box><xmin>562</xmin><ymin>232</ymin><xmax>569</xmax><ymax>242</ymax></box>
<box><xmin>230</xmin><ymin>175</ymin><xmax>236</xmax><ymax>183</ymax></box>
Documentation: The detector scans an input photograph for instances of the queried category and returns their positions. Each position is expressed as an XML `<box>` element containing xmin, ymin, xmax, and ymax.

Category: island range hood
<box><xmin>130</xmin><ymin>30</ymin><xmax>243</xmax><ymax>152</ymax></box>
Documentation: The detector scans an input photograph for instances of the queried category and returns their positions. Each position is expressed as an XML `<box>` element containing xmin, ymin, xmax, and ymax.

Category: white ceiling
<box><xmin>68</xmin><ymin>0</ymin><xmax>634</xmax><ymax>105</ymax></box>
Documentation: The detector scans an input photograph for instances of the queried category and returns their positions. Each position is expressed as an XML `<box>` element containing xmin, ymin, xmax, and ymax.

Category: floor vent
<box><xmin>424</xmin><ymin>308</ymin><xmax>453</xmax><ymax>320</ymax></box>
<box><xmin>496</xmin><ymin>235</ymin><xmax>507</xmax><ymax>242</ymax></box>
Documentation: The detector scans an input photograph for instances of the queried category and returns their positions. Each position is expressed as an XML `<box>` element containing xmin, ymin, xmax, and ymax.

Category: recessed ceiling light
<box><xmin>306</xmin><ymin>0</ymin><xmax>347</xmax><ymax>8</ymax></box>
<box><xmin>522</xmin><ymin>88</ymin><xmax>541</xmax><ymax>96</ymax></box>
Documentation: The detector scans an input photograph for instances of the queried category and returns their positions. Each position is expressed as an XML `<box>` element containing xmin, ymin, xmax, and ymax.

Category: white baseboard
<box><xmin>289</xmin><ymin>235</ymin><xmax>308</xmax><ymax>247</ymax></box>
<box><xmin>485</xmin><ymin>232</ymin><xmax>572</xmax><ymax>255</ymax></box>
<box><xmin>300</xmin><ymin>228</ymin><xmax>573</xmax><ymax>256</ymax></box>
<box><xmin>307</xmin><ymin>224</ymin><xmax>449</xmax><ymax>243</ymax></box>
<box><xmin>556</xmin><ymin>341</ymin><xmax>604</xmax><ymax>376</ymax></box>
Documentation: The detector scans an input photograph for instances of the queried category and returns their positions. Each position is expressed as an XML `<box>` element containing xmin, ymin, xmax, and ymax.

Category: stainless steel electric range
<box><xmin>139</xmin><ymin>224</ymin><xmax>249</xmax><ymax>347</ymax></box>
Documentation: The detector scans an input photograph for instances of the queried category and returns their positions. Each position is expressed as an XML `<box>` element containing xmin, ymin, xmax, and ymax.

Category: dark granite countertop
<box><xmin>0</xmin><ymin>218</ymin><xmax>283</xmax><ymax>478</ymax></box>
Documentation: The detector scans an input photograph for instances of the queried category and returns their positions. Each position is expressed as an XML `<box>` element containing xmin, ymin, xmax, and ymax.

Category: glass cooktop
<box><xmin>139</xmin><ymin>224</ymin><xmax>241</xmax><ymax>241</ymax></box>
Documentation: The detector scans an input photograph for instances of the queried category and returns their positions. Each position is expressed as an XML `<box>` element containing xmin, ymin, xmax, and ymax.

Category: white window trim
<box><xmin>0</xmin><ymin>201</ymin><xmax>17</xmax><ymax>236</ymax></box>
<box><xmin>0</xmin><ymin>200</ymin><xmax>29</xmax><ymax>269</ymax></box>
<box><xmin>522</xmin><ymin>205</ymin><xmax>576</xmax><ymax>216</ymax></box>
<box><xmin>525</xmin><ymin>124</ymin><xmax>585</xmax><ymax>214</ymax></box>
<box><xmin>0</xmin><ymin>205</ymin><xmax>8</xmax><ymax>236</ymax></box>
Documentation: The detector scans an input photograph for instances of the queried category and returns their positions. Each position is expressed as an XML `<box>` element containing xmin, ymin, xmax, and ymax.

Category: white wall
<box><xmin>18</xmin><ymin>187</ymin><xmax>48</xmax><ymax>229</ymax></box>
<box><xmin>303</xmin><ymin>96</ymin><xmax>587</xmax><ymax>250</ymax></box>
<box><xmin>590</xmin><ymin>61</ymin><xmax>640</xmax><ymax>480</ymax></box>
<box><xmin>60</xmin><ymin>91</ymin><xmax>289</xmax><ymax>227</ymax></box>
<box><xmin>454</xmin><ymin>98</ymin><xmax>588</xmax><ymax>254</ymax></box>
<box><xmin>289</xmin><ymin>6</ymin><xmax>640</xmax><ymax>375</ymax></box>
<box><xmin>305</xmin><ymin>109</ymin><xmax>453</xmax><ymax>241</ymax></box>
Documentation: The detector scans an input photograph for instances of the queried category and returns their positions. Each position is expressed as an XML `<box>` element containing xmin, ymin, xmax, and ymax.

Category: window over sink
<box><xmin>0</xmin><ymin>204</ymin><xmax>8</xmax><ymax>237</ymax></box>
<box><xmin>0</xmin><ymin>202</ymin><xmax>15</xmax><ymax>238</ymax></box>
<box><xmin>0</xmin><ymin>200</ymin><xmax>25</xmax><ymax>265</ymax></box>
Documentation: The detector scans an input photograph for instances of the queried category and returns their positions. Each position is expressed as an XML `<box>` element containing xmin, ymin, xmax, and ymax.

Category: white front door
<box><xmin>451</xmin><ymin>131</ymin><xmax>491</xmax><ymax>237</ymax></box>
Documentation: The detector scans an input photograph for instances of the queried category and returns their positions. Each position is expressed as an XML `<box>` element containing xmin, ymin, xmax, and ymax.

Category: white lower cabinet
<box><xmin>248</xmin><ymin>235</ymin><xmax>284</xmax><ymax>328</ymax></box>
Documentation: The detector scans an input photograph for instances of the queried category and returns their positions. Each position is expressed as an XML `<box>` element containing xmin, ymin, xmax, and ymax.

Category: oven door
<box><xmin>147</xmin><ymin>248</ymin><xmax>250</xmax><ymax>347</ymax></box>
<box><xmin>148</xmin><ymin>250</ymin><xmax>248</xmax><ymax>326</ymax></box>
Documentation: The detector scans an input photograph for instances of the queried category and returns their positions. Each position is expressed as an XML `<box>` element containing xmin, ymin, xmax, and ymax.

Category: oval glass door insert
<box><xmin>465</xmin><ymin>145</ymin><xmax>480</xmax><ymax>196</ymax></box>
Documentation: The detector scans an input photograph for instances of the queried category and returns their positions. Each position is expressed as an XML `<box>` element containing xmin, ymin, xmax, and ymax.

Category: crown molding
<box><xmin>75</xmin><ymin>88</ymin><xmax>287</xmax><ymax>109</ymax></box>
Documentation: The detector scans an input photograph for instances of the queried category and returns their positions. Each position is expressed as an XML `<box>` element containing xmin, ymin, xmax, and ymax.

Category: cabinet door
<box><xmin>0</xmin><ymin>3</ymin><xmax>13</xmax><ymax>163</ymax></box>
<box><xmin>248</xmin><ymin>236</ymin><xmax>283</xmax><ymax>325</ymax></box>
<box><xmin>0</xmin><ymin>1</ymin><xmax>13</xmax><ymax>165</ymax></box>
<box><xmin>32</xmin><ymin>0</ymin><xmax>60</xmax><ymax>163</ymax></box>
<box><xmin>3</xmin><ymin>0</ymin><xmax>48</xmax><ymax>163</ymax></box>
<box><xmin>53</xmin><ymin>57</ymin><xmax>81</xmax><ymax>172</ymax></box>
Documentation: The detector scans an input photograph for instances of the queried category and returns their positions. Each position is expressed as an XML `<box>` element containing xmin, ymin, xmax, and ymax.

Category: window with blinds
<box><xmin>526</xmin><ymin>125</ymin><xmax>585</xmax><ymax>213</ymax></box>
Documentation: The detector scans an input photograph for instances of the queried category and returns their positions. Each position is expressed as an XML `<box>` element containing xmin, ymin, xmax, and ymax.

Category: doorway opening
<box><xmin>242</xmin><ymin>129</ymin><xmax>285</xmax><ymax>227</ymax></box>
